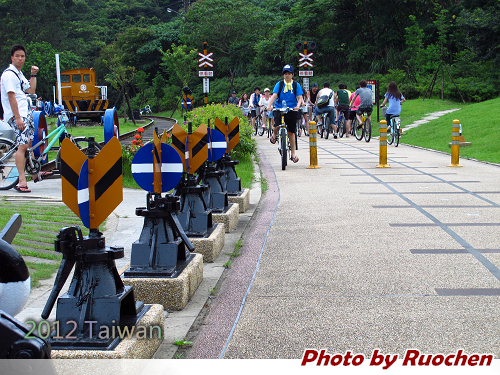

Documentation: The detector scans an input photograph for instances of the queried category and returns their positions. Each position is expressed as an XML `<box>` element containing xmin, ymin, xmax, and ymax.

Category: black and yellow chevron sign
<box><xmin>60</xmin><ymin>137</ymin><xmax>123</xmax><ymax>229</ymax></box>
<box><xmin>171</xmin><ymin>123</ymin><xmax>208</xmax><ymax>174</ymax></box>
<box><xmin>171</xmin><ymin>123</ymin><xmax>187</xmax><ymax>171</ymax></box>
<box><xmin>214</xmin><ymin>117</ymin><xmax>239</xmax><ymax>153</ymax></box>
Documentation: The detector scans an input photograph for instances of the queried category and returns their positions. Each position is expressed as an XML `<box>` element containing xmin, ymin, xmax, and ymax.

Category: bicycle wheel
<box><xmin>267</xmin><ymin>118</ymin><xmax>272</xmax><ymax>138</ymax></box>
<box><xmin>318</xmin><ymin>123</ymin><xmax>323</xmax><ymax>138</ymax></box>
<box><xmin>257</xmin><ymin>117</ymin><xmax>264</xmax><ymax>136</ymax></box>
<box><xmin>394</xmin><ymin>122</ymin><xmax>400</xmax><ymax>147</ymax></box>
<box><xmin>280</xmin><ymin>128</ymin><xmax>287</xmax><ymax>170</ymax></box>
<box><xmin>354</xmin><ymin>118</ymin><xmax>363</xmax><ymax>140</ymax></box>
<box><xmin>364</xmin><ymin>118</ymin><xmax>371</xmax><ymax>142</ymax></box>
<box><xmin>325</xmin><ymin>116</ymin><xmax>330</xmax><ymax>139</ymax></box>
<box><xmin>338</xmin><ymin>117</ymin><xmax>345</xmax><ymax>138</ymax></box>
<box><xmin>0</xmin><ymin>139</ymin><xmax>19</xmax><ymax>190</ymax></box>
<box><xmin>254</xmin><ymin>119</ymin><xmax>258</xmax><ymax>135</ymax></box>
<box><xmin>387</xmin><ymin>120</ymin><xmax>394</xmax><ymax>145</ymax></box>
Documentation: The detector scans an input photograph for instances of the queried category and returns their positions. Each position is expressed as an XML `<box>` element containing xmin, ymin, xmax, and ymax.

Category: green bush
<box><xmin>184</xmin><ymin>103</ymin><xmax>256</xmax><ymax>158</ymax></box>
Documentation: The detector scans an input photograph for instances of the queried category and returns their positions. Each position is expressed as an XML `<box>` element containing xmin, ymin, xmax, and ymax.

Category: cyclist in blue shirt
<box><xmin>266</xmin><ymin>64</ymin><xmax>304</xmax><ymax>163</ymax></box>
<box><xmin>380</xmin><ymin>81</ymin><xmax>406</xmax><ymax>127</ymax></box>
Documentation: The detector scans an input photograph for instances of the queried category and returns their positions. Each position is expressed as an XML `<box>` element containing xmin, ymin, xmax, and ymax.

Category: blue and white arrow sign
<box><xmin>77</xmin><ymin>159</ymin><xmax>91</xmax><ymax>228</ymax></box>
<box><xmin>131</xmin><ymin>143</ymin><xmax>183</xmax><ymax>192</ymax></box>
<box><xmin>208</xmin><ymin>128</ymin><xmax>227</xmax><ymax>162</ymax></box>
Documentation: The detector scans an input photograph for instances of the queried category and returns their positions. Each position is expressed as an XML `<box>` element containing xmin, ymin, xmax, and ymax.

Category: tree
<box><xmin>100</xmin><ymin>42</ymin><xmax>137</xmax><ymax>123</ymax></box>
<box><xmin>152</xmin><ymin>72</ymin><xmax>166</xmax><ymax>112</ymax></box>
<box><xmin>160</xmin><ymin>44</ymin><xmax>198</xmax><ymax>88</ymax></box>
<box><xmin>182</xmin><ymin>0</ymin><xmax>265</xmax><ymax>82</ymax></box>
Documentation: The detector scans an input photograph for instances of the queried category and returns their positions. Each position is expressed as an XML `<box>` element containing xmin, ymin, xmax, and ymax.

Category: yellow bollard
<box><xmin>376</xmin><ymin>120</ymin><xmax>390</xmax><ymax>168</ymax></box>
<box><xmin>448</xmin><ymin>119</ymin><xmax>463</xmax><ymax>167</ymax></box>
<box><xmin>307</xmin><ymin>121</ymin><xmax>321</xmax><ymax>169</ymax></box>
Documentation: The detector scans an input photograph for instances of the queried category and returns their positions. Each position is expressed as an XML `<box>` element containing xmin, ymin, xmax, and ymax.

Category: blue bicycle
<box><xmin>337</xmin><ymin>108</ymin><xmax>347</xmax><ymax>138</ymax></box>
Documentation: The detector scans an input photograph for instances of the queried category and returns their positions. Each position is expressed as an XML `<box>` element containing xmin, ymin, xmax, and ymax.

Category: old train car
<box><xmin>56</xmin><ymin>68</ymin><xmax>108</xmax><ymax>122</ymax></box>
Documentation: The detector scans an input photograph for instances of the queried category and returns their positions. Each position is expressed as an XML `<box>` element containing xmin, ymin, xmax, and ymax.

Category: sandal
<box><xmin>14</xmin><ymin>185</ymin><xmax>31</xmax><ymax>193</ymax></box>
<box><xmin>33</xmin><ymin>170</ymin><xmax>54</xmax><ymax>183</ymax></box>
<box><xmin>270</xmin><ymin>135</ymin><xmax>276</xmax><ymax>144</ymax></box>
<box><xmin>291</xmin><ymin>155</ymin><xmax>299</xmax><ymax>163</ymax></box>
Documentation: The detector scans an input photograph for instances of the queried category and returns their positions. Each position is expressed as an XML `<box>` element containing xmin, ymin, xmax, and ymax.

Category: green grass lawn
<box><xmin>400</xmin><ymin>97</ymin><xmax>500</xmax><ymax>164</ymax></box>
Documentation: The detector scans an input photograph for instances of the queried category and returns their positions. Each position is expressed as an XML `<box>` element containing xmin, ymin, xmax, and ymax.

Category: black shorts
<box><xmin>274</xmin><ymin>111</ymin><xmax>297</xmax><ymax>133</ymax></box>
<box><xmin>251</xmin><ymin>108</ymin><xmax>261</xmax><ymax>118</ymax></box>
<box><xmin>349</xmin><ymin>110</ymin><xmax>357</xmax><ymax>121</ymax></box>
<box><xmin>337</xmin><ymin>105</ymin><xmax>349</xmax><ymax>119</ymax></box>
<box><xmin>357</xmin><ymin>107</ymin><xmax>373</xmax><ymax>116</ymax></box>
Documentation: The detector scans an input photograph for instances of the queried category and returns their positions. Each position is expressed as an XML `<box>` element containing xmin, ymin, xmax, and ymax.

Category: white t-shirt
<box><xmin>259</xmin><ymin>96</ymin><xmax>271</xmax><ymax>108</ymax></box>
<box><xmin>317</xmin><ymin>88</ymin><xmax>335</xmax><ymax>107</ymax></box>
<box><xmin>1</xmin><ymin>64</ymin><xmax>30</xmax><ymax>120</ymax></box>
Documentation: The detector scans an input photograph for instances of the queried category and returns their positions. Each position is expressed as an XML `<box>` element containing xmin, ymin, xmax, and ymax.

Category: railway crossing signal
<box><xmin>298</xmin><ymin>52</ymin><xmax>314</xmax><ymax>68</ymax></box>
<box><xmin>60</xmin><ymin>137</ymin><xmax>123</xmax><ymax>229</ymax></box>
<box><xmin>198</xmin><ymin>52</ymin><xmax>214</xmax><ymax>68</ymax></box>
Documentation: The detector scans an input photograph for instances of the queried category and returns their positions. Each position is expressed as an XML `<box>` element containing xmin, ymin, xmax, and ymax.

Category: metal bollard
<box><xmin>307</xmin><ymin>121</ymin><xmax>321</xmax><ymax>169</ymax></box>
<box><xmin>448</xmin><ymin>119</ymin><xmax>463</xmax><ymax>167</ymax></box>
<box><xmin>376</xmin><ymin>120</ymin><xmax>390</xmax><ymax>168</ymax></box>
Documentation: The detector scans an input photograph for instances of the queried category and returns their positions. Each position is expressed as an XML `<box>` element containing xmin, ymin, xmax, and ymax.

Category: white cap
<box><xmin>264</xmin><ymin>87</ymin><xmax>270</xmax><ymax>92</ymax></box>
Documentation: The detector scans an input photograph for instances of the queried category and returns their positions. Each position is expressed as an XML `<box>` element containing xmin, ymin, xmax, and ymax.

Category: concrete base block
<box><xmin>212</xmin><ymin>203</ymin><xmax>239</xmax><ymax>233</ymax></box>
<box><xmin>51</xmin><ymin>304</ymin><xmax>164</xmax><ymax>359</ymax></box>
<box><xmin>121</xmin><ymin>254</ymin><xmax>203</xmax><ymax>311</ymax></box>
<box><xmin>228</xmin><ymin>188</ymin><xmax>250</xmax><ymax>213</ymax></box>
<box><xmin>189</xmin><ymin>223</ymin><xmax>225</xmax><ymax>263</ymax></box>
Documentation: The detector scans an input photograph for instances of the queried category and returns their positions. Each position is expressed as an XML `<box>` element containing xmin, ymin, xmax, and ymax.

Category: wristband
<box><xmin>31</xmin><ymin>75</ymin><xmax>37</xmax><ymax>78</ymax></box>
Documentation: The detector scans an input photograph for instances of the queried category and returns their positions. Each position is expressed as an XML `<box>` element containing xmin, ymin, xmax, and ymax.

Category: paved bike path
<box><xmin>193</xmin><ymin>134</ymin><xmax>500</xmax><ymax>358</ymax></box>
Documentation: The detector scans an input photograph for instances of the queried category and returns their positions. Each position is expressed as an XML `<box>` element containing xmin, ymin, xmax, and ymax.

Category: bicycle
<box><xmin>296</xmin><ymin>109</ymin><xmax>308</xmax><ymax>138</ymax></box>
<box><xmin>254</xmin><ymin>106</ymin><xmax>266</xmax><ymax>136</ymax></box>
<box><xmin>353</xmin><ymin>110</ymin><xmax>371</xmax><ymax>142</ymax></box>
<box><xmin>337</xmin><ymin>108</ymin><xmax>346</xmax><ymax>138</ymax></box>
<box><xmin>275</xmin><ymin>104</ymin><xmax>297</xmax><ymax>171</ymax></box>
<box><xmin>386</xmin><ymin>113</ymin><xmax>401</xmax><ymax>147</ymax></box>
<box><xmin>265</xmin><ymin>111</ymin><xmax>273</xmax><ymax>138</ymax></box>
<box><xmin>319</xmin><ymin>112</ymin><xmax>334</xmax><ymax>139</ymax></box>
<box><xmin>139</xmin><ymin>104</ymin><xmax>152</xmax><ymax>116</ymax></box>
<box><xmin>0</xmin><ymin>105</ymin><xmax>102</xmax><ymax>190</ymax></box>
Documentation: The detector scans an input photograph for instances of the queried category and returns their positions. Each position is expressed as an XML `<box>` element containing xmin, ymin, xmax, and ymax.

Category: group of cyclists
<box><xmin>228</xmin><ymin>64</ymin><xmax>406</xmax><ymax>164</ymax></box>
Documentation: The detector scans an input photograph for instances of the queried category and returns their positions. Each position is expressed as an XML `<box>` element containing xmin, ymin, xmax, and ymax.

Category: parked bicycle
<box><xmin>0</xmin><ymin>105</ymin><xmax>101</xmax><ymax>190</ymax></box>
<box><xmin>140</xmin><ymin>104</ymin><xmax>152</xmax><ymax>116</ymax></box>
<box><xmin>353</xmin><ymin>110</ymin><xmax>371</xmax><ymax>142</ymax></box>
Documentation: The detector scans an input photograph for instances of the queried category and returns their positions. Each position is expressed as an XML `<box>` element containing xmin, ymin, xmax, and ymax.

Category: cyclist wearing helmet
<box><xmin>266</xmin><ymin>64</ymin><xmax>304</xmax><ymax>163</ymax></box>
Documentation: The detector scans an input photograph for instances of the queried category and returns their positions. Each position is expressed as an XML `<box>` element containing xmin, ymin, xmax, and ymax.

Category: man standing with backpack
<box><xmin>266</xmin><ymin>64</ymin><xmax>304</xmax><ymax>163</ymax></box>
<box><xmin>1</xmin><ymin>44</ymin><xmax>49</xmax><ymax>193</ymax></box>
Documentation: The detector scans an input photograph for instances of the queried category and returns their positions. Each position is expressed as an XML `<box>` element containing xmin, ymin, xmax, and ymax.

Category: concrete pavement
<box><xmin>189</xmin><ymin>133</ymin><xmax>500</xmax><ymax>359</ymax></box>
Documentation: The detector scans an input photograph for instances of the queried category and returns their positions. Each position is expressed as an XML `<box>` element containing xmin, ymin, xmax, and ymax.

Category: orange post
<box><xmin>376</xmin><ymin>120</ymin><xmax>390</xmax><ymax>168</ymax></box>
<box><xmin>448</xmin><ymin>119</ymin><xmax>462</xmax><ymax>167</ymax></box>
<box><xmin>307</xmin><ymin>121</ymin><xmax>321</xmax><ymax>169</ymax></box>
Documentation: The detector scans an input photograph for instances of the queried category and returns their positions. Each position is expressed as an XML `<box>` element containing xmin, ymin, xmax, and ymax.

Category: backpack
<box><xmin>316</xmin><ymin>90</ymin><xmax>333</xmax><ymax>109</ymax></box>
<box><xmin>277</xmin><ymin>80</ymin><xmax>298</xmax><ymax>103</ymax></box>
<box><xmin>0</xmin><ymin>69</ymin><xmax>23</xmax><ymax>120</ymax></box>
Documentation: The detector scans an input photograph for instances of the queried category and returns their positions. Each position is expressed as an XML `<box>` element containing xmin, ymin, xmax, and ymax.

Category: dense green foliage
<box><xmin>2</xmin><ymin>0</ymin><xmax>499</xmax><ymax>110</ymax></box>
